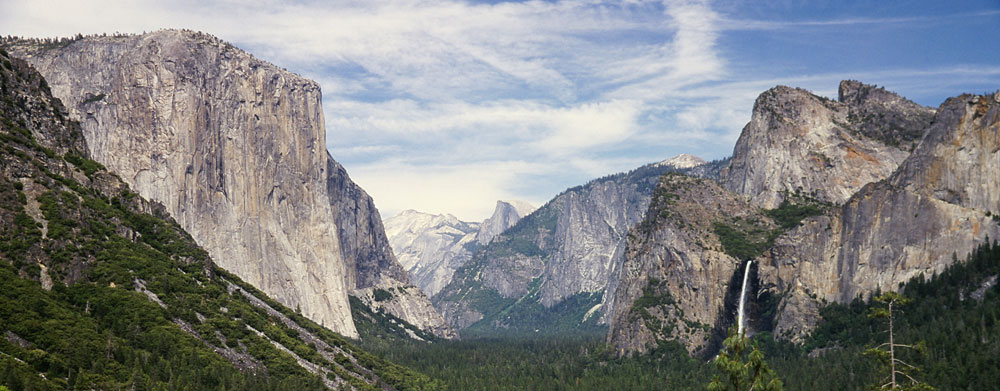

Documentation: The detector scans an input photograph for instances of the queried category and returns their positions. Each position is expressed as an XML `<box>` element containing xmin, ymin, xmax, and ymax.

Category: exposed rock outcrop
<box><xmin>607</xmin><ymin>174</ymin><xmax>762</xmax><ymax>355</ymax></box>
<box><xmin>384</xmin><ymin>200</ymin><xmax>534</xmax><ymax>299</ymax></box>
<box><xmin>721</xmin><ymin>82</ymin><xmax>932</xmax><ymax>208</ymax></box>
<box><xmin>0</xmin><ymin>51</ymin><xmax>422</xmax><ymax>388</ymax></box>
<box><xmin>477</xmin><ymin>200</ymin><xmax>536</xmax><ymax>245</ymax></box>
<box><xmin>656</xmin><ymin>153</ymin><xmax>706</xmax><ymax>169</ymax></box>
<box><xmin>607</xmin><ymin>82</ymin><xmax>995</xmax><ymax>356</ymax></box>
<box><xmin>385</xmin><ymin>210</ymin><xmax>479</xmax><ymax>297</ymax></box>
<box><xmin>434</xmin><ymin>156</ymin><xmax>708</xmax><ymax>332</ymax></box>
<box><xmin>326</xmin><ymin>159</ymin><xmax>455</xmax><ymax>339</ymax></box>
<box><xmin>7</xmin><ymin>30</ymin><xmax>452</xmax><ymax>339</ymax></box>
<box><xmin>759</xmin><ymin>91</ymin><xmax>1000</xmax><ymax>341</ymax></box>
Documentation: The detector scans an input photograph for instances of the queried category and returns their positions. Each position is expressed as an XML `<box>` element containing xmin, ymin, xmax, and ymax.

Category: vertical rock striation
<box><xmin>607</xmin><ymin>174</ymin><xmax>760</xmax><ymax>355</ymax></box>
<box><xmin>433</xmin><ymin>156</ymin><xmax>711</xmax><ymax>332</ymax></box>
<box><xmin>476</xmin><ymin>200</ymin><xmax>537</xmax><ymax>245</ymax></box>
<box><xmin>7</xmin><ymin>30</ymin><xmax>453</xmax><ymax>339</ymax></box>
<box><xmin>759</xmin><ymin>91</ymin><xmax>1000</xmax><ymax>341</ymax></box>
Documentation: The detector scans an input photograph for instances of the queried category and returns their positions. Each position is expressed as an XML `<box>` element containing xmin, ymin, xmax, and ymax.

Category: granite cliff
<box><xmin>721</xmin><ymin>81</ymin><xmax>933</xmax><ymax>208</ymax></box>
<box><xmin>0</xmin><ymin>50</ymin><xmax>435</xmax><ymax>389</ymax></box>
<box><xmin>607</xmin><ymin>174</ymin><xmax>770</xmax><ymax>355</ymax></box>
<box><xmin>384</xmin><ymin>201</ymin><xmax>533</xmax><ymax>298</ymax></box>
<box><xmin>607</xmin><ymin>82</ymin><xmax>999</xmax><ymax>356</ymax></box>
<box><xmin>6</xmin><ymin>30</ymin><xmax>452</xmax><ymax>339</ymax></box>
<box><xmin>433</xmin><ymin>156</ymin><xmax>721</xmax><ymax>333</ymax></box>
<box><xmin>758</xmin><ymin>90</ymin><xmax>1000</xmax><ymax>341</ymax></box>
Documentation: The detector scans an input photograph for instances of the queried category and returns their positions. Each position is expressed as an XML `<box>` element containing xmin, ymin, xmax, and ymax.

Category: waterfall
<box><xmin>737</xmin><ymin>260</ymin><xmax>752</xmax><ymax>336</ymax></box>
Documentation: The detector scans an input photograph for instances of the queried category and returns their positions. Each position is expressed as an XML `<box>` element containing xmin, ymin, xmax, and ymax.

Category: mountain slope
<box><xmin>385</xmin><ymin>210</ymin><xmax>480</xmax><ymax>298</ymax></box>
<box><xmin>433</xmin><ymin>156</ymin><xmax>722</xmax><ymax>333</ymax></box>
<box><xmin>5</xmin><ymin>30</ymin><xmax>452</xmax><ymax>339</ymax></box>
<box><xmin>0</xmin><ymin>49</ymin><xmax>436</xmax><ymax>391</ymax></box>
<box><xmin>607</xmin><ymin>82</ymin><xmax>999</xmax><ymax>356</ymax></box>
<box><xmin>385</xmin><ymin>201</ymin><xmax>535</xmax><ymax>298</ymax></box>
<box><xmin>759</xmin><ymin>90</ymin><xmax>1000</xmax><ymax>341</ymax></box>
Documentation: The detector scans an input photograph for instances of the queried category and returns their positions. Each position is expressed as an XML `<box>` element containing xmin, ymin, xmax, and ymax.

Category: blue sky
<box><xmin>2</xmin><ymin>0</ymin><xmax>999</xmax><ymax>220</ymax></box>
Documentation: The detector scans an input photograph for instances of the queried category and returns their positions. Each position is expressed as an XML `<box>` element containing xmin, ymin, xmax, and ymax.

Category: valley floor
<box><xmin>360</xmin><ymin>240</ymin><xmax>1000</xmax><ymax>391</ymax></box>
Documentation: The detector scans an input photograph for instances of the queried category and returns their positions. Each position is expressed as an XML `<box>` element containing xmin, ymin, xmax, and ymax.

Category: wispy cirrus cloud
<box><xmin>2</xmin><ymin>0</ymin><xmax>998</xmax><ymax>220</ymax></box>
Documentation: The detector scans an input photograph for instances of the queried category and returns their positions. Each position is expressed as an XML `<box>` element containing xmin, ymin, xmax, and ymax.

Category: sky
<box><xmin>2</xmin><ymin>0</ymin><xmax>999</xmax><ymax>221</ymax></box>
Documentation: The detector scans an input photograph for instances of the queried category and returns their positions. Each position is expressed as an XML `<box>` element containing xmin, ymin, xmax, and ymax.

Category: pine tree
<box><xmin>865</xmin><ymin>292</ymin><xmax>933</xmax><ymax>391</ymax></box>
<box><xmin>708</xmin><ymin>328</ymin><xmax>783</xmax><ymax>391</ymax></box>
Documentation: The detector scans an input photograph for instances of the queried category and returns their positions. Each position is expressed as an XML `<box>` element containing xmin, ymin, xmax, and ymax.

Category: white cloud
<box><xmin>5</xmin><ymin>0</ymin><xmax>994</xmax><ymax>221</ymax></box>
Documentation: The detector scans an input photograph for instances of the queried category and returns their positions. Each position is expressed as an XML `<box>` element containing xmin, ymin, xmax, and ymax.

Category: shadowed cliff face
<box><xmin>432</xmin><ymin>157</ymin><xmax>721</xmax><ymax>333</ymax></box>
<box><xmin>384</xmin><ymin>201</ymin><xmax>534</xmax><ymax>300</ymax></box>
<box><xmin>759</xmin><ymin>91</ymin><xmax>1000</xmax><ymax>342</ymax></box>
<box><xmin>608</xmin><ymin>82</ymin><xmax>997</xmax><ymax>356</ymax></box>
<box><xmin>606</xmin><ymin>174</ymin><xmax>762</xmax><ymax>356</ymax></box>
<box><xmin>7</xmin><ymin>30</ymin><xmax>453</xmax><ymax>339</ymax></box>
<box><xmin>721</xmin><ymin>82</ymin><xmax>933</xmax><ymax>209</ymax></box>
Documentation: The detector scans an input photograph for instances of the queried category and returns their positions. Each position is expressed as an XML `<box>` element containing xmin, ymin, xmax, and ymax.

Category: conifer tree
<box><xmin>865</xmin><ymin>292</ymin><xmax>933</xmax><ymax>391</ymax></box>
<box><xmin>708</xmin><ymin>328</ymin><xmax>782</xmax><ymax>391</ymax></box>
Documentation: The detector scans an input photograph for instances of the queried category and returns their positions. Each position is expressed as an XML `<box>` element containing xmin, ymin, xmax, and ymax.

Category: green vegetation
<box><xmin>359</xmin><ymin>336</ymin><xmax>713</xmax><ymax>391</ymax></box>
<box><xmin>350</xmin><ymin>296</ymin><xmax>438</xmax><ymax>344</ymax></box>
<box><xmin>373</xmin><ymin>288</ymin><xmax>394</xmax><ymax>302</ymax></box>
<box><xmin>765</xmin><ymin>196</ymin><xmax>827</xmax><ymax>230</ymax></box>
<box><xmin>715</xmin><ymin>194</ymin><xmax>828</xmax><ymax>260</ymax></box>
<box><xmin>376</xmin><ymin>239</ymin><xmax>1000</xmax><ymax>391</ymax></box>
<box><xmin>864</xmin><ymin>292</ymin><xmax>934</xmax><ymax>390</ymax></box>
<box><xmin>1</xmin><ymin>61</ymin><xmax>439</xmax><ymax>391</ymax></box>
<box><xmin>709</xmin><ymin>328</ymin><xmax>783</xmax><ymax>391</ymax></box>
<box><xmin>463</xmin><ymin>291</ymin><xmax>605</xmax><ymax>338</ymax></box>
<box><xmin>628</xmin><ymin>278</ymin><xmax>681</xmax><ymax>338</ymax></box>
<box><xmin>63</xmin><ymin>152</ymin><xmax>104</xmax><ymax>177</ymax></box>
<box><xmin>712</xmin><ymin>220</ymin><xmax>778</xmax><ymax>261</ymax></box>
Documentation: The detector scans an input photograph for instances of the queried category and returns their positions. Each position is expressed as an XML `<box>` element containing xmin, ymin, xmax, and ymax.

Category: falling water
<box><xmin>737</xmin><ymin>260</ymin><xmax>752</xmax><ymax>336</ymax></box>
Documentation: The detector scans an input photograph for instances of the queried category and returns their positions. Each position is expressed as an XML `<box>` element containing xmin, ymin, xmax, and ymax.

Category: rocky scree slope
<box><xmin>433</xmin><ymin>157</ymin><xmax>722</xmax><ymax>333</ymax></box>
<box><xmin>721</xmin><ymin>81</ymin><xmax>933</xmax><ymax>209</ymax></box>
<box><xmin>0</xmin><ymin>50</ymin><xmax>435</xmax><ymax>390</ymax></box>
<box><xmin>5</xmin><ymin>30</ymin><xmax>453</xmax><ymax>339</ymax></box>
<box><xmin>757</xmin><ymin>90</ymin><xmax>1000</xmax><ymax>342</ymax></box>
<box><xmin>384</xmin><ymin>201</ymin><xmax>535</xmax><ymax>298</ymax></box>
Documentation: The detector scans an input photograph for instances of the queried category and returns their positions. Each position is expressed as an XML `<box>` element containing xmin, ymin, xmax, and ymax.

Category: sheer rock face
<box><xmin>607</xmin><ymin>174</ymin><xmax>756</xmax><ymax>355</ymax></box>
<box><xmin>8</xmin><ymin>30</ymin><xmax>451</xmax><ymax>339</ymax></box>
<box><xmin>476</xmin><ymin>200</ymin><xmax>536</xmax><ymax>245</ymax></box>
<box><xmin>326</xmin><ymin>158</ymin><xmax>455</xmax><ymax>339</ymax></box>
<box><xmin>721</xmin><ymin>83</ymin><xmax>931</xmax><ymax>208</ymax></box>
<box><xmin>433</xmin><ymin>160</ymin><xmax>704</xmax><ymax>331</ymax></box>
<box><xmin>758</xmin><ymin>92</ymin><xmax>1000</xmax><ymax>342</ymax></box>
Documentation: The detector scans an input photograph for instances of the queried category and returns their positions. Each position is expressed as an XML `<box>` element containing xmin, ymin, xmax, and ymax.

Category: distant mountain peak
<box><xmin>657</xmin><ymin>153</ymin><xmax>706</xmax><ymax>169</ymax></box>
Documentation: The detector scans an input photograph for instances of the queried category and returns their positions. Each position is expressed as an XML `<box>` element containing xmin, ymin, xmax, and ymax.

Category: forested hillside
<box><xmin>363</xmin><ymin>237</ymin><xmax>1000</xmax><ymax>390</ymax></box>
<box><xmin>0</xmin><ymin>49</ymin><xmax>436</xmax><ymax>391</ymax></box>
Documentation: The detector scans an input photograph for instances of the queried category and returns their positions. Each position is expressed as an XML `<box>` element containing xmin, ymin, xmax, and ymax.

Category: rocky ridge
<box><xmin>758</xmin><ymin>90</ymin><xmax>1000</xmax><ymax>341</ymax></box>
<box><xmin>720</xmin><ymin>81</ymin><xmax>932</xmax><ymax>208</ymax></box>
<box><xmin>607</xmin><ymin>174</ymin><xmax>767</xmax><ymax>355</ymax></box>
<box><xmin>5</xmin><ymin>30</ymin><xmax>452</xmax><ymax>339</ymax></box>
<box><xmin>0</xmin><ymin>50</ymin><xmax>432</xmax><ymax>389</ymax></box>
<box><xmin>384</xmin><ymin>200</ymin><xmax>534</xmax><ymax>298</ymax></box>
<box><xmin>607</xmin><ymin>82</ymin><xmax>999</xmax><ymax>356</ymax></box>
<box><xmin>433</xmin><ymin>156</ymin><xmax>712</xmax><ymax>332</ymax></box>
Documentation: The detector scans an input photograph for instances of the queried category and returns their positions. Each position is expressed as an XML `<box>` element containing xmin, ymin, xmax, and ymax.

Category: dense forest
<box><xmin>3</xmin><ymin>43</ymin><xmax>998</xmax><ymax>390</ymax></box>
<box><xmin>0</xmin><ymin>49</ymin><xmax>436</xmax><ymax>391</ymax></box>
<box><xmin>360</xmin><ymin>239</ymin><xmax>1000</xmax><ymax>391</ymax></box>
